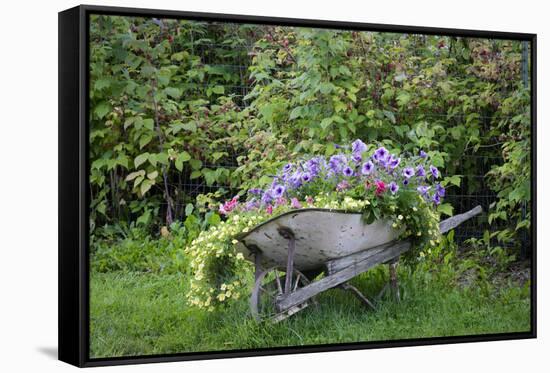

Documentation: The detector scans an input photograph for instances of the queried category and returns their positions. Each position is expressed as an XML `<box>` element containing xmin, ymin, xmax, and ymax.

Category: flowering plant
<box><xmin>185</xmin><ymin>139</ymin><xmax>446</xmax><ymax>310</ymax></box>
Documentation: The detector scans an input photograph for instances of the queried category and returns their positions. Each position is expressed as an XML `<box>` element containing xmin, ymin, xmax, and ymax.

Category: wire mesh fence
<box><xmin>164</xmin><ymin>23</ymin><xmax>531</xmax><ymax>254</ymax></box>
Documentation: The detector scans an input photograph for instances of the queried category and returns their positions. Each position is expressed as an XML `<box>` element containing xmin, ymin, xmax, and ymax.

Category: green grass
<box><xmin>89</xmin><ymin>265</ymin><xmax>531</xmax><ymax>358</ymax></box>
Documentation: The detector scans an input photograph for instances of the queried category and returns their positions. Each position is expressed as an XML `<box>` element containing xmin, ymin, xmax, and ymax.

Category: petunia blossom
<box><xmin>403</xmin><ymin>167</ymin><xmax>415</xmax><ymax>179</ymax></box>
<box><xmin>361</xmin><ymin>161</ymin><xmax>375</xmax><ymax>175</ymax></box>
<box><xmin>290</xmin><ymin>197</ymin><xmax>302</xmax><ymax>209</ymax></box>
<box><xmin>430</xmin><ymin>165</ymin><xmax>440</xmax><ymax>179</ymax></box>
<box><xmin>389</xmin><ymin>181</ymin><xmax>399</xmax><ymax>195</ymax></box>
<box><xmin>343</xmin><ymin>166</ymin><xmax>354</xmax><ymax>177</ymax></box>
<box><xmin>351</xmin><ymin>139</ymin><xmax>368</xmax><ymax>154</ymax></box>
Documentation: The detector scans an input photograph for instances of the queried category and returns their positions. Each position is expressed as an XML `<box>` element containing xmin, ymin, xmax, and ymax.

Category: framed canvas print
<box><xmin>58</xmin><ymin>4</ymin><xmax>537</xmax><ymax>367</ymax></box>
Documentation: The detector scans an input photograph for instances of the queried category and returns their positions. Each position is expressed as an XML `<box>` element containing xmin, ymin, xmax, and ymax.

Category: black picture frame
<box><xmin>58</xmin><ymin>4</ymin><xmax>537</xmax><ymax>367</ymax></box>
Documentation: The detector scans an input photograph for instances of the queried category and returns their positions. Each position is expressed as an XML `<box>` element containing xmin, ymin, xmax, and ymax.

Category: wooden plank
<box><xmin>326</xmin><ymin>241</ymin><xmax>397</xmax><ymax>275</ymax></box>
<box><xmin>439</xmin><ymin>205</ymin><xmax>482</xmax><ymax>233</ymax></box>
<box><xmin>277</xmin><ymin>241</ymin><xmax>411</xmax><ymax>311</ymax></box>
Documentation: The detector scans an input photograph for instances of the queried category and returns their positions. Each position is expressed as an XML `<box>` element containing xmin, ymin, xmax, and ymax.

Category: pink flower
<box><xmin>219</xmin><ymin>195</ymin><xmax>239</xmax><ymax>215</ymax></box>
<box><xmin>336</xmin><ymin>180</ymin><xmax>350</xmax><ymax>192</ymax></box>
<box><xmin>291</xmin><ymin>198</ymin><xmax>302</xmax><ymax>209</ymax></box>
<box><xmin>375</xmin><ymin>180</ymin><xmax>386</xmax><ymax>196</ymax></box>
<box><xmin>306</xmin><ymin>196</ymin><xmax>314</xmax><ymax>205</ymax></box>
<box><xmin>266</xmin><ymin>205</ymin><xmax>273</xmax><ymax>215</ymax></box>
<box><xmin>275</xmin><ymin>197</ymin><xmax>287</xmax><ymax>206</ymax></box>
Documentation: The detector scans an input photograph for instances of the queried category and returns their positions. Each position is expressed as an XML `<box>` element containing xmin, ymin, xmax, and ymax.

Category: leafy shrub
<box><xmin>89</xmin><ymin>15</ymin><xmax>531</xmax><ymax>259</ymax></box>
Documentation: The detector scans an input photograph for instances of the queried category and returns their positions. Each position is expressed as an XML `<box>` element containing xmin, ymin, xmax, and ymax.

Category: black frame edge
<box><xmin>58</xmin><ymin>5</ymin><xmax>85</xmax><ymax>368</ymax></box>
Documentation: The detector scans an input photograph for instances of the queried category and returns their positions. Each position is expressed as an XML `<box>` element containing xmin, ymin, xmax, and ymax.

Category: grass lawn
<box><xmin>89</xmin><ymin>264</ymin><xmax>531</xmax><ymax>358</ymax></box>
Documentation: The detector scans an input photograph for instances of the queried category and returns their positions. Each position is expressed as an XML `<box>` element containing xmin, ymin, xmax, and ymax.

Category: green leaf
<box><xmin>289</xmin><ymin>106</ymin><xmax>302</xmax><ymax>120</ymax></box>
<box><xmin>396</xmin><ymin>91</ymin><xmax>411</xmax><ymax>107</ymax></box>
<box><xmin>147</xmin><ymin>170</ymin><xmax>158</xmax><ymax>180</ymax></box>
<box><xmin>136</xmin><ymin>209</ymin><xmax>151</xmax><ymax>226</ymax></box>
<box><xmin>185</xmin><ymin>203</ymin><xmax>194</xmax><ymax>216</ymax></box>
<box><xmin>438</xmin><ymin>203</ymin><xmax>454</xmax><ymax>217</ymax></box>
<box><xmin>320</xmin><ymin>117</ymin><xmax>333</xmax><ymax>130</ymax></box>
<box><xmin>125</xmin><ymin>170</ymin><xmax>145</xmax><ymax>181</ymax></box>
<box><xmin>180</xmin><ymin>151</ymin><xmax>191</xmax><ymax>162</ymax></box>
<box><xmin>143</xmin><ymin>118</ymin><xmax>155</xmax><ymax>131</ymax></box>
<box><xmin>134</xmin><ymin>153</ymin><xmax>150</xmax><ymax>168</ymax></box>
<box><xmin>139</xmin><ymin>135</ymin><xmax>152</xmax><ymax>149</ymax></box>
<box><xmin>94</xmin><ymin>102</ymin><xmax>111</xmax><ymax>119</ymax></box>
<box><xmin>94</xmin><ymin>79</ymin><xmax>111</xmax><ymax>91</ymax></box>
<box><xmin>140</xmin><ymin>179</ymin><xmax>153</xmax><ymax>195</ymax></box>
<box><xmin>206</xmin><ymin>212</ymin><xmax>221</xmax><ymax>226</ymax></box>
<box><xmin>175</xmin><ymin>157</ymin><xmax>183</xmax><ymax>172</ymax></box>
<box><xmin>189</xmin><ymin>159</ymin><xmax>202</xmax><ymax>170</ymax></box>
<box><xmin>190</xmin><ymin>170</ymin><xmax>202</xmax><ymax>179</ymax></box>
<box><xmin>164</xmin><ymin>87</ymin><xmax>182</xmax><ymax>99</ymax></box>
<box><xmin>211</xmin><ymin>85</ymin><xmax>224</xmax><ymax>94</ymax></box>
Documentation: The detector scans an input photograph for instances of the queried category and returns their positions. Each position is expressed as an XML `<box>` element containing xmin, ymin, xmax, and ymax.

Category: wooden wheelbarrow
<box><xmin>235</xmin><ymin>205</ymin><xmax>482</xmax><ymax>322</ymax></box>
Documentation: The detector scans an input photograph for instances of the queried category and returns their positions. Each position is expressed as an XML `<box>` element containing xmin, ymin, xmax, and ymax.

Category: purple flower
<box><xmin>275</xmin><ymin>197</ymin><xmax>287</xmax><ymax>206</ymax></box>
<box><xmin>305</xmin><ymin>158</ymin><xmax>321</xmax><ymax>176</ymax></box>
<box><xmin>416</xmin><ymin>165</ymin><xmax>426</xmax><ymax>178</ymax></box>
<box><xmin>248</xmin><ymin>188</ymin><xmax>263</xmax><ymax>195</ymax></box>
<box><xmin>388</xmin><ymin>155</ymin><xmax>401</xmax><ymax>169</ymax></box>
<box><xmin>282</xmin><ymin>163</ymin><xmax>293</xmax><ymax>173</ymax></box>
<box><xmin>417</xmin><ymin>185</ymin><xmax>430</xmax><ymax>196</ymax></box>
<box><xmin>336</xmin><ymin>180</ymin><xmax>350</xmax><ymax>191</ymax></box>
<box><xmin>290</xmin><ymin>197</ymin><xmax>302</xmax><ymax>209</ymax></box>
<box><xmin>328</xmin><ymin>154</ymin><xmax>347</xmax><ymax>174</ymax></box>
<box><xmin>302</xmin><ymin>172</ymin><xmax>312</xmax><ymax>183</ymax></box>
<box><xmin>343</xmin><ymin>166</ymin><xmax>354</xmax><ymax>177</ymax></box>
<box><xmin>289</xmin><ymin>172</ymin><xmax>303</xmax><ymax>189</ymax></box>
<box><xmin>419</xmin><ymin>150</ymin><xmax>427</xmax><ymax>158</ymax></box>
<box><xmin>352</xmin><ymin>153</ymin><xmax>363</xmax><ymax>164</ymax></box>
<box><xmin>430</xmin><ymin>165</ymin><xmax>440</xmax><ymax>179</ymax></box>
<box><xmin>389</xmin><ymin>181</ymin><xmax>399</xmax><ymax>195</ymax></box>
<box><xmin>432</xmin><ymin>193</ymin><xmax>441</xmax><ymax>205</ymax></box>
<box><xmin>244</xmin><ymin>199</ymin><xmax>260</xmax><ymax>211</ymax></box>
<box><xmin>351</xmin><ymin>139</ymin><xmax>368</xmax><ymax>154</ymax></box>
<box><xmin>403</xmin><ymin>167</ymin><xmax>415</xmax><ymax>179</ymax></box>
<box><xmin>361</xmin><ymin>161</ymin><xmax>375</xmax><ymax>175</ymax></box>
<box><xmin>374</xmin><ymin>146</ymin><xmax>389</xmax><ymax>161</ymax></box>
<box><xmin>435</xmin><ymin>183</ymin><xmax>446</xmax><ymax>197</ymax></box>
<box><xmin>272</xmin><ymin>184</ymin><xmax>286</xmax><ymax>198</ymax></box>
<box><xmin>403</xmin><ymin>179</ymin><xmax>410</xmax><ymax>186</ymax></box>
<box><xmin>261</xmin><ymin>190</ymin><xmax>273</xmax><ymax>204</ymax></box>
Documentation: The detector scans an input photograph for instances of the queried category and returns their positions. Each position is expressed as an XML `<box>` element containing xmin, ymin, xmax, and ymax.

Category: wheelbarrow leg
<box><xmin>389</xmin><ymin>259</ymin><xmax>400</xmax><ymax>302</ymax></box>
<box><xmin>254</xmin><ymin>251</ymin><xmax>263</xmax><ymax>282</ymax></box>
<box><xmin>339</xmin><ymin>283</ymin><xmax>376</xmax><ymax>311</ymax></box>
<box><xmin>277</xmin><ymin>227</ymin><xmax>296</xmax><ymax>295</ymax></box>
<box><xmin>376</xmin><ymin>257</ymin><xmax>400</xmax><ymax>302</ymax></box>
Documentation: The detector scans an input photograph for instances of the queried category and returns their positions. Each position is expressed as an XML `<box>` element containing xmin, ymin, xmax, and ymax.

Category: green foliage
<box><xmin>90</xmin><ymin>16</ymin><xmax>531</xmax><ymax>257</ymax></box>
<box><xmin>90</xmin><ymin>212</ymin><xmax>218</xmax><ymax>273</ymax></box>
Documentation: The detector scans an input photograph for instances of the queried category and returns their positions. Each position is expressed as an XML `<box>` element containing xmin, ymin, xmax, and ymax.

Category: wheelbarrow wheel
<box><xmin>250</xmin><ymin>266</ymin><xmax>311</xmax><ymax>322</ymax></box>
